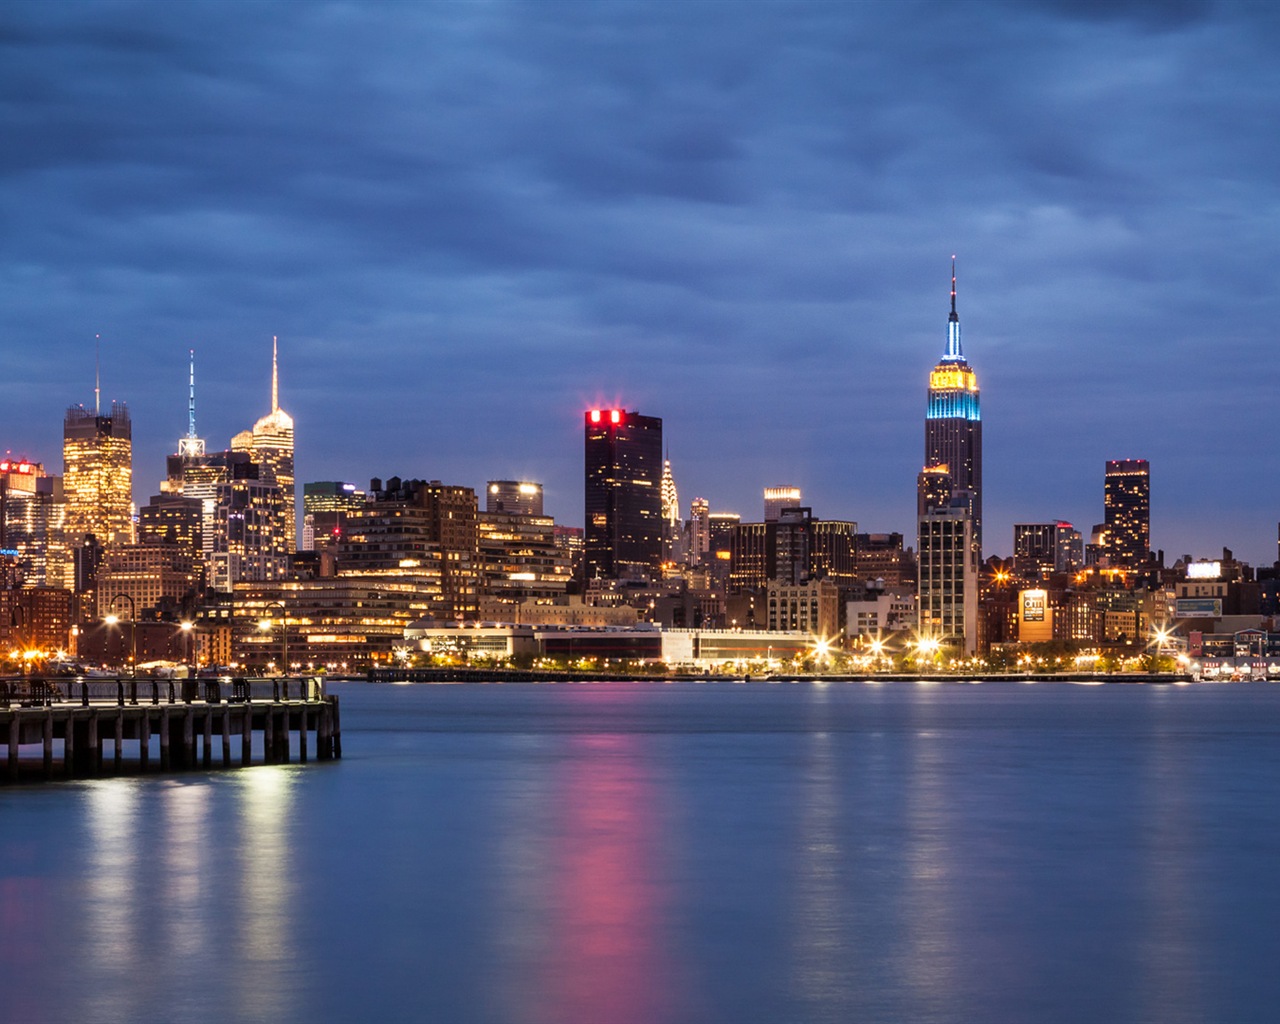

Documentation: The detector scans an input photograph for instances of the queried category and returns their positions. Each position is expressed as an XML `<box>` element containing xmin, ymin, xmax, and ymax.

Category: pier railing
<box><xmin>2</xmin><ymin>675</ymin><xmax>341</xmax><ymax>782</ymax></box>
<box><xmin>0</xmin><ymin>675</ymin><xmax>326</xmax><ymax>709</ymax></box>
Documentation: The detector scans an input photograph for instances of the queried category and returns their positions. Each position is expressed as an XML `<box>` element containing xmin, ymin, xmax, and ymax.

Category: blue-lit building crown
<box><xmin>927</xmin><ymin>262</ymin><xmax>980</xmax><ymax>421</ymax></box>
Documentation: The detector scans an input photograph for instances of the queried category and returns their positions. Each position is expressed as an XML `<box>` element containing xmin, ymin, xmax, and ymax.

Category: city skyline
<box><xmin>2</xmin><ymin>3</ymin><xmax>1278</xmax><ymax>564</ymax></box>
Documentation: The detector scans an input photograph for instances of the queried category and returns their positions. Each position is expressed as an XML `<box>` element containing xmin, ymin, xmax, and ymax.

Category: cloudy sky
<box><xmin>2</xmin><ymin>0</ymin><xmax>1278</xmax><ymax>563</ymax></box>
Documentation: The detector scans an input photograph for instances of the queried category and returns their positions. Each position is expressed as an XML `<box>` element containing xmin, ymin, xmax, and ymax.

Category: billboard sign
<box><xmin>1175</xmin><ymin>598</ymin><xmax>1222</xmax><ymax>618</ymax></box>
<box><xmin>1186</xmin><ymin>561</ymin><xmax>1222</xmax><ymax>580</ymax></box>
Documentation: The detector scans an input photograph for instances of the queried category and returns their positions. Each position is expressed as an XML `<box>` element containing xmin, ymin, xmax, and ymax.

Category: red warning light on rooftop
<box><xmin>587</xmin><ymin>409</ymin><xmax>626</xmax><ymax>426</ymax></box>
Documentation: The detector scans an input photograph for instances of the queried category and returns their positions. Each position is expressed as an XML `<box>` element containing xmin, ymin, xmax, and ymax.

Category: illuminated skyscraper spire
<box><xmin>271</xmin><ymin>334</ymin><xmax>279</xmax><ymax>414</ymax></box>
<box><xmin>231</xmin><ymin>335</ymin><xmax>296</xmax><ymax>551</ymax></box>
<box><xmin>919</xmin><ymin>257</ymin><xmax>982</xmax><ymax>655</ymax></box>
<box><xmin>924</xmin><ymin>255</ymin><xmax>982</xmax><ymax>545</ymax></box>
<box><xmin>945</xmin><ymin>256</ymin><xmax>963</xmax><ymax>361</ymax></box>
<box><xmin>177</xmin><ymin>348</ymin><xmax>205</xmax><ymax>457</ymax></box>
<box><xmin>660</xmin><ymin>451</ymin><xmax>679</xmax><ymax>532</ymax></box>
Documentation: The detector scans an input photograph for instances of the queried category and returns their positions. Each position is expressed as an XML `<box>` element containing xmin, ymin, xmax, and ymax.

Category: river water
<box><xmin>3</xmin><ymin>679</ymin><xmax>1280</xmax><ymax>1024</ymax></box>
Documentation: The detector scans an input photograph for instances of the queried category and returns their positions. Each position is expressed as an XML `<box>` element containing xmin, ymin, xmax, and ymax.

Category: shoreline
<box><xmin>364</xmin><ymin>668</ymin><xmax>1209</xmax><ymax>685</ymax></box>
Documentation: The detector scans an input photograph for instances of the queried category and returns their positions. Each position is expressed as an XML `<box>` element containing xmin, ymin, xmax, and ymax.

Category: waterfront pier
<box><xmin>1</xmin><ymin>676</ymin><xmax>341</xmax><ymax>782</ymax></box>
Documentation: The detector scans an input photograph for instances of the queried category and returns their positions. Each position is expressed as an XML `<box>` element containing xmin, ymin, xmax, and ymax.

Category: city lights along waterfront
<box><xmin>4</xmin><ymin>262</ymin><xmax>1280</xmax><ymax>682</ymax></box>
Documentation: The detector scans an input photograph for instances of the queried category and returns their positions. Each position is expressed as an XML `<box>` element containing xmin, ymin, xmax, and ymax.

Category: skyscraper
<box><xmin>63</xmin><ymin>401</ymin><xmax>133</xmax><ymax>551</ymax></box>
<box><xmin>584</xmin><ymin>407</ymin><xmax>663</xmax><ymax>581</ymax></box>
<box><xmin>486</xmin><ymin>481</ymin><xmax>543</xmax><ymax>517</ymax></box>
<box><xmin>0</xmin><ymin>459</ymin><xmax>66</xmax><ymax>588</ymax></box>
<box><xmin>231</xmin><ymin>336</ymin><xmax>295</xmax><ymax>549</ymax></box>
<box><xmin>764</xmin><ymin>486</ymin><xmax>802</xmax><ymax>523</ymax></box>
<box><xmin>924</xmin><ymin>259</ymin><xmax>982</xmax><ymax>554</ymax></box>
<box><xmin>918</xmin><ymin>260</ymin><xmax>982</xmax><ymax>654</ymax></box>
<box><xmin>1104</xmin><ymin>459</ymin><xmax>1150</xmax><ymax>567</ymax></box>
<box><xmin>1014</xmin><ymin>521</ymin><xmax>1082</xmax><ymax>578</ymax></box>
<box><xmin>340</xmin><ymin>477</ymin><xmax>480</xmax><ymax>621</ymax></box>
<box><xmin>688</xmin><ymin>497</ymin><xmax>710</xmax><ymax>566</ymax></box>
<box><xmin>660</xmin><ymin>455</ymin><xmax>680</xmax><ymax>563</ymax></box>
<box><xmin>917</xmin><ymin>506</ymin><xmax>978</xmax><ymax>655</ymax></box>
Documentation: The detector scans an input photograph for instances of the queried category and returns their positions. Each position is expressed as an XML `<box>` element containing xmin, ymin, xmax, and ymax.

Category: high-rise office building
<box><xmin>63</xmin><ymin>400</ymin><xmax>133</xmax><ymax>550</ymax></box>
<box><xmin>1104</xmin><ymin>459</ymin><xmax>1150</xmax><ymax>567</ymax></box>
<box><xmin>208</xmin><ymin>475</ymin><xmax>289</xmax><ymax>592</ymax></box>
<box><xmin>764</xmin><ymin>486</ymin><xmax>802</xmax><ymax>523</ymax></box>
<box><xmin>302</xmin><ymin>480</ymin><xmax>367</xmax><ymax>552</ymax></box>
<box><xmin>95</xmin><ymin>542</ymin><xmax>199</xmax><ymax>619</ymax></box>
<box><xmin>1014</xmin><ymin>521</ymin><xmax>1082</xmax><ymax>578</ymax></box>
<box><xmin>706</xmin><ymin>511</ymin><xmax>739</xmax><ymax>587</ymax></box>
<box><xmin>918</xmin><ymin>505</ymin><xmax>978</xmax><ymax>654</ymax></box>
<box><xmin>584</xmin><ymin>408</ymin><xmax>663</xmax><ymax>581</ymax></box>
<box><xmin>854</xmin><ymin>533</ymin><xmax>907</xmax><ymax>586</ymax></box>
<box><xmin>688</xmin><ymin>498</ymin><xmax>711</xmax><ymax>566</ymax></box>
<box><xmin>660</xmin><ymin>459</ymin><xmax>679</xmax><ymax>534</ymax></box>
<box><xmin>339</xmin><ymin>477</ymin><xmax>479</xmax><ymax>621</ymax></box>
<box><xmin>660</xmin><ymin>457</ymin><xmax>681</xmax><ymax>564</ymax></box>
<box><xmin>138</xmin><ymin>491</ymin><xmax>204</xmax><ymax>583</ymax></box>
<box><xmin>728</xmin><ymin>509</ymin><xmax>858</xmax><ymax>592</ymax></box>
<box><xmin>477</xmin><ymin>510</ymin><xmax>571</xmax><ymax>605</ymax></box>
<box><xmin>231</xmin><ymin>337</ymin><xmax>295</xmax><ymax>549</ymax></box>
<box><xmin>916</xmin><ymin>465</ymin><xmax>953</xmax><ymax>518</ymax></box>
<box><xmin>924</xmin><ymin>260</ymin><xmax>982</xmax><ymax>554</ymax></box>
<box><xmin>485</xmin><ymin>481</ymin><xmax>543</xmax><ymax>517</ymax></box>
<box><xmin>0</xmin><ymin>459</ymin><xmax>67</xmax><ymax>588</ymax></box>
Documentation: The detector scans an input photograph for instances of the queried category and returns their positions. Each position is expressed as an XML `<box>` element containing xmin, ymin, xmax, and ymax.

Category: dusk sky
<box><xmin>3</xmin><ymin>1</ymin><xmax>1278</xmax><ymax>563</ymax></box>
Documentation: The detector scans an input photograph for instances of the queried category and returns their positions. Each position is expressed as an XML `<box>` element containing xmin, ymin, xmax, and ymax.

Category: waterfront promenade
<box><xmin>1</xmin><ymin>676</ymin><xmax>341</xmax><ymax>782</ymax></box>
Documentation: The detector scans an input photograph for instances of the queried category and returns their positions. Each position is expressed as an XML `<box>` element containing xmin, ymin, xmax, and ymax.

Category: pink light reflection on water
<box><xmin>534</xmin><ymin>730</ymin><xmax>685</xmax><ymax>1024</ymax></box>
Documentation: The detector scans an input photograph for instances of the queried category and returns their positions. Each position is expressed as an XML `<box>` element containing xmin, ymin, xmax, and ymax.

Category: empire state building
<box><xmin>923</xmin><ymin>259</ymin><xmax>982</xmax><ymax>553</ymax></box>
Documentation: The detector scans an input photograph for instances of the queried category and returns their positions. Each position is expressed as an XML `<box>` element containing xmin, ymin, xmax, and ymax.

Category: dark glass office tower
<box><xmin>924</xmin><ymin>259</ymin><xmax>982</xmax><ymax>554</ymax></box>
<box><xmin>1104</xmin><ymin>459</ymin><xmax>1150</xmax><ymax>567</ymax></box>
<box><xmin>584</xmin><ymin>408</ymin><xmax>663</xmax><ymax>581</ymax></box>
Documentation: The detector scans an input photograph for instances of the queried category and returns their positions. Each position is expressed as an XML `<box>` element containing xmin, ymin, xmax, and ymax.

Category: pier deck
<box><xmin>1</xmin><ymin>676</ymin><xmax>341</xmax><ymax>782</ymax></box>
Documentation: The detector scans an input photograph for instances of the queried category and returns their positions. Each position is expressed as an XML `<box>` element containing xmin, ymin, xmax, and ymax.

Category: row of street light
<box><xmin>89</xmin><ymin>595</ymin><xmax>289</xmax><ymax>677</ymax></box>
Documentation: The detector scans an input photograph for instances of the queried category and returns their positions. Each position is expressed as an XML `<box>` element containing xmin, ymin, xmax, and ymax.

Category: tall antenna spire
<box><xmin>94</xmin><ymin>334</ymin><xmax>101</xmax><ymax>415</ymax></box>
<box><xmin>950</xmin><ymin>256</ymin><xmax>958</xmax><ymax>320</ymax></box>
<box><xmin>187</xmin><ymin>348</ymin><xmax>197</xmax><ymax>440</ymax></box>
<box><xmin>271</xmin><ymin>335</ymin><xmax>279</xmax><ymax>414</ymax></box>
<box><xmin>944</xmin><ymin>255</ymin><xmax>963</xmax><ymax>360</ymax></box>
<box><xmin>177</xmin><ymin>347</ymin><xmax>206</xmax><ymax>457</ymax></box>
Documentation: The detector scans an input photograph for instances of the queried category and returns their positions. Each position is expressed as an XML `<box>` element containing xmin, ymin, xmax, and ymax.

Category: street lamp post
<box><xmin>1151</xmin><ymin>625</ymin><xmax>1172</xmax><ymax>673</ymax></box>
<box><xmin>259</xmin><ymin>602</ymin><xmax>288</xmax><ymax>678</ymax></box>
<box><xmin>179</xmin><ymin>620</ymin><xmax>196</xmax><ymax>676</ymax></box>
<box><xmin>105</xmin><ymin>593</ymin><xmax>137</xmax><ymax>679</ymax></box>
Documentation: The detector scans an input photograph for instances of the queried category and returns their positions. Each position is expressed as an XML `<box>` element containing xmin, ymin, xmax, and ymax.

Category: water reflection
<box><xmin>4</xmin><ymin>682</ymin><xmax>1275</xmax><ymax>1024</ymax></box>
<box><xmin>537</xmin><ymin>733</ymin><xmax>679</xmax><ymax>1024</ymax></box>
<box><xmin>789</xmin><ymin>722</ymin><xmax>853</xmax><ymax>1019</ymax></box>
<box><xmin>488</xmin><ymin>738</ymin><xmax>557</xmax><ymax>1020</ymax></box>
<box><xmin>234</xmin><ymin>767</ymin><xmax>298</xmax><ymax>1020</ymax></box>
<box><xmin>84</xmin><ymin>780</ymin><xmax>142</xmax><ymax>1022</ymax></box>
<box><xmin>1135</xmin><ymin>693</ymin><xmax>1204</xmax><ymax>1022</ymax></box>
<box><xmin>901</xmin><ymin>689</ymin><xmax>958</xmax><ymax>1016</ymax></box>
<box><xmin>162</xmin><ymin>781</ymin><xmax>211</xmax><ymax>958</ymax></box>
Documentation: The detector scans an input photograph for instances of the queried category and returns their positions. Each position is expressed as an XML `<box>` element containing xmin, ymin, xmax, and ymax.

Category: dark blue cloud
<box><xmin>1</xmin><ymin>0</ymin><xmax>1278</xmax><ymax>562</ymax></box>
